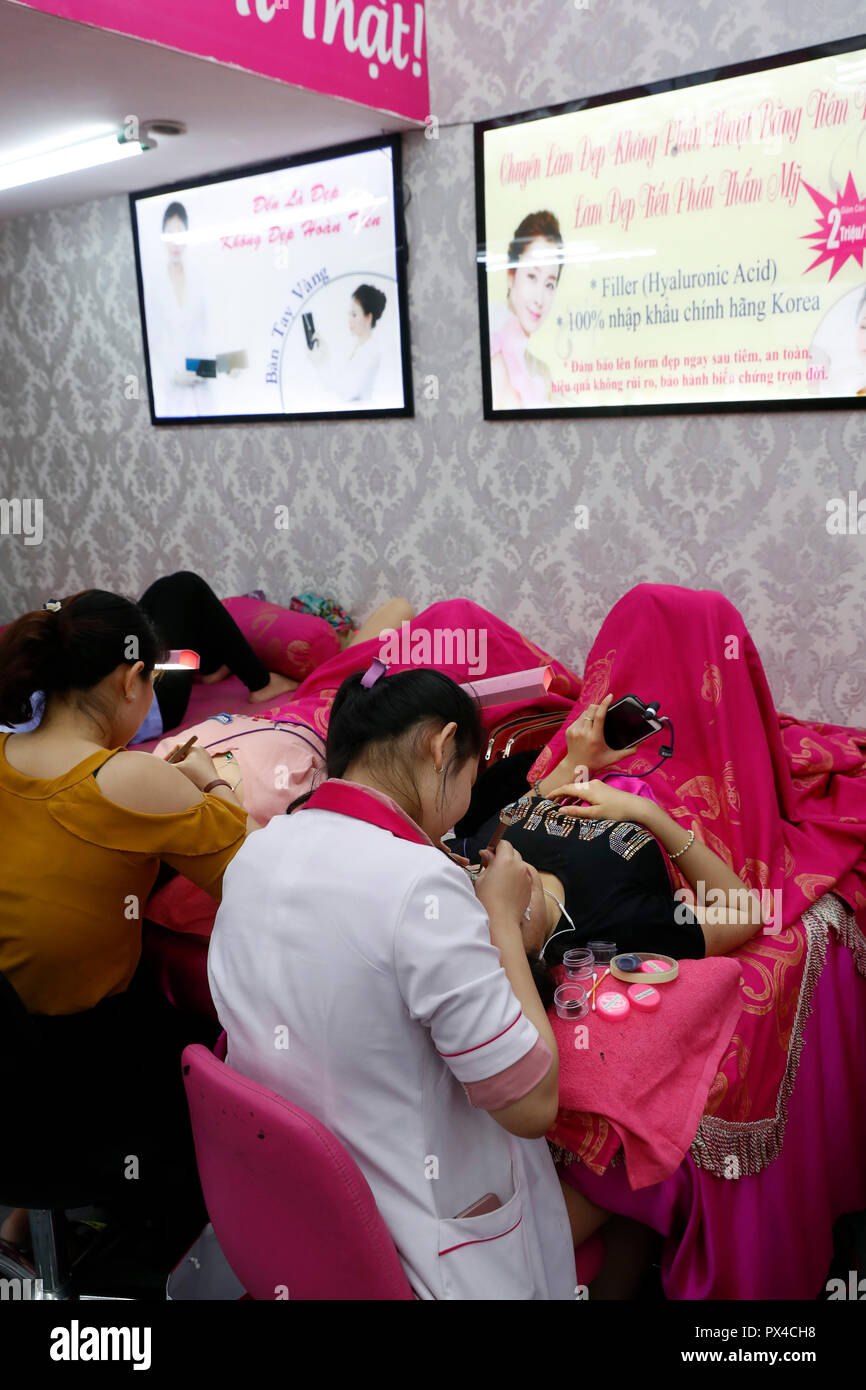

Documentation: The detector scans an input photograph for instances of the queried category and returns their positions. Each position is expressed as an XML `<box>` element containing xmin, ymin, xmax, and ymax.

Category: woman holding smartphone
<box><xmin>209</xmin><ymin>665</ymin><xmax>608</xmax><ymax>1299</ymax></box>
<box><xmin>456</xmin><ymin>691</ymin><xmax>764</xmax><ymax>998</ymax></box>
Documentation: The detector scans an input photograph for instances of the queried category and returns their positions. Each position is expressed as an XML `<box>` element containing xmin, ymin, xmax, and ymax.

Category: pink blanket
<box><xmin>528</xmin><ymin>584</ymin><xmax>866</xmax><ymax>925</ymax></box>
<box><xmin>261</xmin><ymin>596</ymin><xmax>582</xmax><ymax>732</ymax></box>
<box><xmin>550</xmin><ymin>957</ymin><xmax>743</xmax><ymax>1190</ymax></box>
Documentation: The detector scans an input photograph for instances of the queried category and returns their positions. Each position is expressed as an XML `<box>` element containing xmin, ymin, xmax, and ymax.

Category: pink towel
<box><xmin>553</xmin><ymin>956</ymin><xmax>743</xmax><ymax>1189</ymax></box>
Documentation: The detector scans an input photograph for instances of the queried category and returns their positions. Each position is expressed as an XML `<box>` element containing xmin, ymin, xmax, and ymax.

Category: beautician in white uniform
<box><xmin>209</xmin><ymin>663</ymin><xmax>593</xmax><ymax>1299</ymax></box>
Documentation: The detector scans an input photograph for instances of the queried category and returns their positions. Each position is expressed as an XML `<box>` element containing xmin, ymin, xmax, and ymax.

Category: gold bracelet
<box><xmin>668</xmin><ymin>828</ymin><xmax>695</xmax><ymax>860</ymax></box>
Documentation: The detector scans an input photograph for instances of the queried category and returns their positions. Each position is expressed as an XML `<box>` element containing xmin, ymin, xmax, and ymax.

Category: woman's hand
<box><xmin>474</xmin><ymin>840</ymin><xmax>532</xmax><ymax>928</ymax></box>
<box><xmin>163</xmin><ymin>743</ymin><xmax>218</xmax><ymax>792</ymax></box>
<box><xmin>545</xmin><ymin>777</ymin><xmax>648</xmax><ymax>826</ymax></box>
<box><xmin>563</xmin><ymin>693</ymin><xmax>637</xmax><ymax>777</ymax></box>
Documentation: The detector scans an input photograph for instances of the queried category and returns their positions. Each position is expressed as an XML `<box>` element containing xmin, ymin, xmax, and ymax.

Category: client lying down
<box><xmin>454</xmin><ymin>693</ymin><xmax>764</xmax><ymax>1006</ymax></box>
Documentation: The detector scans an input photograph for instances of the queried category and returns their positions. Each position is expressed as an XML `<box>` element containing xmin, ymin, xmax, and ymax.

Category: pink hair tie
<box><xmin>360</xmin><ymin>658</ymin><xmax>388</xmax><ymax>688</ymax></box>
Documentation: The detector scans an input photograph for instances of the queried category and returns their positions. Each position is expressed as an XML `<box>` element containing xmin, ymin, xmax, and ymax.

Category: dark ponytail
<box><xmin>0</xmin><ymin>590</ymin><xmax>164</xmax><ymax>726</ymax></box>
<box><xmin>288</xmin><ymin>668</ymin><xmax>483</xmax><ymax>814</ymax></box>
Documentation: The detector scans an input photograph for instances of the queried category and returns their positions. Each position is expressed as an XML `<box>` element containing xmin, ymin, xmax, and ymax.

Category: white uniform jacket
<box><xmin>208</xmin><ymin>778</ymin><xmax>575</xmax><ymax>1299</ymax></box>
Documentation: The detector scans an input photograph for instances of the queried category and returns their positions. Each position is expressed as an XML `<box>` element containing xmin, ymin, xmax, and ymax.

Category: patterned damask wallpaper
<box><xmin>0</xmin><ymin>0</ymin><xmax>864</xmax><ymax>723</ymax></box>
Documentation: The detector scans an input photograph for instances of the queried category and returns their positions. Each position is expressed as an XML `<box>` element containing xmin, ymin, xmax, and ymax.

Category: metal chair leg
<box><xmin>29</xmin><ymin>1209</ymin><xmax>72</xmax><ymax>1300</ymax></box>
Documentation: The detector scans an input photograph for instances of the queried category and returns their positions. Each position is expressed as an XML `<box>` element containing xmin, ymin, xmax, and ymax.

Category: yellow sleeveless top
<box><xmin>0</xmin><ymin>734</ymin><xmax>247</xmax><ymax>1015</ymax></box>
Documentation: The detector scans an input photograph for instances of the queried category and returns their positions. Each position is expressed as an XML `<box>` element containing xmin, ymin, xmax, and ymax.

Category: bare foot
<box><xmin>248</xmin><ymin>672</ymin><xmax>300</xmax><ymax>704</ymax></box>
<box><xmin>201</xmin><ymin>664</ymin><xmax>231</xmax><ymax>685</ymax></box>
<box><xmin>0</xmin><ymin>1207</ymin><xmax>30</xmax><ymax>1247</ymax></box>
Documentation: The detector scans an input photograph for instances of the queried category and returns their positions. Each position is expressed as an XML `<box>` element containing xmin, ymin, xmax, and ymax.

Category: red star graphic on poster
<box><xmin>801</xmin><ymin>171</ymin><xmax>866</xmax><ymax>280</ymax></box>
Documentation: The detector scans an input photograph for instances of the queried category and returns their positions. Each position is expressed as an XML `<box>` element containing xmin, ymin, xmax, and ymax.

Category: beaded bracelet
<box><xmin>668</xmin><ymin>828</ymin><xmax>695</xmax><ymax>860</ymax></box>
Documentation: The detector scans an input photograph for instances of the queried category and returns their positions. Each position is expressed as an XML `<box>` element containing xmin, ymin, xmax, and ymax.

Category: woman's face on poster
<box><xmin>162</xmin><ymin>215</ymin><xmax>187</xmax><ymax>263</ymax></box>
<box><xmin>348</xmin><ymin>297</ymin><xmax>372</xmax><ymax>336</ymax></box>
<box><xmin>507</xmin><ymin>236</ymin><xmax>560</xmax><ymax>335</ymax></box>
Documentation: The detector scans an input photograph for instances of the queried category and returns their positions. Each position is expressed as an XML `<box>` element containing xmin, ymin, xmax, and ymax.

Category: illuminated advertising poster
<box><xmin>475</xmin><ymin>36</ymin><xmax>866</xmax><ymax>416</ymax></box>
<box><xmin>130</xmin><ymin>136</ymin><xmax>412</xmax><ymax>423</ymax></box>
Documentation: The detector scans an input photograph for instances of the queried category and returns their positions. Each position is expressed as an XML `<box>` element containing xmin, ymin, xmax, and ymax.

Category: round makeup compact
<box><xmin>596</xmin><ymin>991</ymin><xmax>630</xmax><ymax>1021</ymax></box>
<box><xmin>628</xmin><ymin>983</ymin><xmax>661</xmax><ymax>1013</ymax></box>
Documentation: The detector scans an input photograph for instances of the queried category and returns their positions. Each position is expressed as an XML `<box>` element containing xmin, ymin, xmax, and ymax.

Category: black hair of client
<box><xmin>0</xmin><ymin>590</ymin><xmax>164</xmax><ymax>727</ymax></box>
<box><xmin>288</xmin><ymin>668</ymin><xmax>483</xmax><ymax>821</ymax></box>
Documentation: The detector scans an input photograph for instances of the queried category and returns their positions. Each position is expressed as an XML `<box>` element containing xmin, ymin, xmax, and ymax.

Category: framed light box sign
<box><xmin>130</xmin><ymin>134</ymin><xmax>413</xmax><ymax>425</ymax></box>
<box><xmin>475</xmin><ymin>34</ymin><xmax>866</xmax><ymax>418</ymax></box>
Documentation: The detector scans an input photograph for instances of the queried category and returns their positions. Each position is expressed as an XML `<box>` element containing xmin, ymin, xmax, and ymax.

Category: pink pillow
<box><xmin>221</xmin><ymin>596</ymin><xmax>340</xmax><ymax>681</ymax></box>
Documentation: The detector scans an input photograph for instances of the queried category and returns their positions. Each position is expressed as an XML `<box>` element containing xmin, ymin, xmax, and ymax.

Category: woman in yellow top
<box><xmin>0</xmin><ymin>588</ymin><xmax>256</xmax><ymax>1252</ymax></box>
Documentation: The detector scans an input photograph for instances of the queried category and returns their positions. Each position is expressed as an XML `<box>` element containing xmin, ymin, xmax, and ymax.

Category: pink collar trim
<box><xmin>300</xmin><ymin>778</ymin><xmax>434</xmax><ymax>848</ymax></box>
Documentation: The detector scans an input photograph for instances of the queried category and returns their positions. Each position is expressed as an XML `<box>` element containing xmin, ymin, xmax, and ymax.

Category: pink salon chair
<box><xmin>181</xmin><ymin>1038</ymin><xmax>414</xmax><ymax>1300</ymax></box>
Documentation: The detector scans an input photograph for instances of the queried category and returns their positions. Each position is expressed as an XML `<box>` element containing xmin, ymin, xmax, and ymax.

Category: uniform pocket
<box><xmin>436</xmin><ymin>1162</ymin><xmax>537</xmax><ymax>1300</ymax></box>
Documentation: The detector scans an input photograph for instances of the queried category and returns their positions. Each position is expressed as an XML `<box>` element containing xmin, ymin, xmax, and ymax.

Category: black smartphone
<box><xmin>302</xmin><ymin>312</ymin><xmax>316</xmax><ymax>350</ymax></box>
<box><xmin>603</xmin><ymin>694</ymin><xmax>663</xmax><ymax>751</ymax></box>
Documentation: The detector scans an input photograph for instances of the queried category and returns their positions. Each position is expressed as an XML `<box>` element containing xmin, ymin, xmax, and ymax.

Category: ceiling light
<box><xmin>0</xmin><ymin>126</ymin><xmax>149</xmax><ymax>195</ymax></box>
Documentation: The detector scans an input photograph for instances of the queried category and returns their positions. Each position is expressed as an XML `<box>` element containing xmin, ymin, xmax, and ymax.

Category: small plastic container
<box><xmin>587</xmin><ymin>940</ymin><xmax>617</xmax><ymax>964</ymax></box>
<box><xmin>641</xmin><ymin>958</ymin><xmax>669</xmax><ymax>974</ymax></box>
<box><xmin>554</xmin><ymin>984</ymin><xmax>589</xmax><ymax>1021</ymax></box>
<box><xmin>563</xmin><ymin>947</ymin><xmax>594</xmax><ymax>982</ymax></box>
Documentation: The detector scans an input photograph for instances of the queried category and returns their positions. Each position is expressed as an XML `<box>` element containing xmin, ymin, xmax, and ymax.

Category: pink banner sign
<box><xmin>14</xmin><ymin>0</ymin><xmax>429</xmax><ymax>123</ymax></box>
